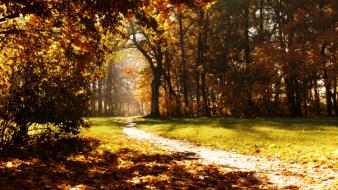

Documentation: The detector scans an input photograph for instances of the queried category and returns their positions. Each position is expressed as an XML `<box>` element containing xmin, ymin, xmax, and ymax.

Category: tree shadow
<box><xmin>0</xmin><ymin>137</ymin><xmax>271</xmax><ymax>189</ymax></box>
<box><xmin>136</xmin><ymin>117</ymin><xmax>338</xmax><ymax>132</ymax></box>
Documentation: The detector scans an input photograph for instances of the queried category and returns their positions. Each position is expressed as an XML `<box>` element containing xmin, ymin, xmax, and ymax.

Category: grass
<box><xmin>6</xmin><ymin>117</ymin><xmax>266</xmax><ymax>189</ymax></box>
<box><xmin>82</xmin><ymin>117</ymin><xmax>163</xmax><ymax>153</ymax></box>
<box><xmin>135</xmin><ymin>117</ymin><xmax>338</xmax><ymax>169</ymax></box>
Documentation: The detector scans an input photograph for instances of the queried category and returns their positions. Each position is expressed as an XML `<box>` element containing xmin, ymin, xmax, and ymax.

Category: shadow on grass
<box><xmin>136</xmin><ymin>117</ymin><xmax>338</xmax><ymax>131</ymax></box>
<box><xmin>0</xmin><ymin>137</ymin><xmax>266</xmax><ymax>189</ymax></box>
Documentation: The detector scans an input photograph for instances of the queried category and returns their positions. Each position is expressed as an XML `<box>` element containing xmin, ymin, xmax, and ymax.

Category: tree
<box><xmin>130</xmin><ymin>21</ymin><xmax>164</xmax><ymax>118</ymax></box>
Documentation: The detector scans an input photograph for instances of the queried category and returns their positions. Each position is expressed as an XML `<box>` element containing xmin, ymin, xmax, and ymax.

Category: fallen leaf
<box><xmin>5</xmin><ymin>162</ymin><xmax>13</xmax><ymax>168</ymax></box>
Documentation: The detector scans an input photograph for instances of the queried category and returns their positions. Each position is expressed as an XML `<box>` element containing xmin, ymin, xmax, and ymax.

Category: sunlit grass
<box><xmin>82</xmin><ymin>117</ymin><xmax>163</xmax><ymax>153</ymax></box>
<box><xmin>135</xmin><ymin>117</ymin><xmax>338</xmax><ymax>168</ymax></box>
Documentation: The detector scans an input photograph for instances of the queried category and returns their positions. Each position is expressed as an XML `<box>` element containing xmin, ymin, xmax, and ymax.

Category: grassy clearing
<box><xmin>82</xmin><ymin>117</ymin><xmax>163</xmax><ymax>153</ymax></box>
<box><xmin>135</xmin><ymin>117</ymin><xmax>338</xmax><ymax>168</ymax></box>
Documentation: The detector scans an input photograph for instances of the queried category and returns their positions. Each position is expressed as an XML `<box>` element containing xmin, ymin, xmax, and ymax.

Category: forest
<box><xmin>0</xmin><ymin>0</ymin><xmax>337</xmax><ymax>189</ymax></box>
<box><xmin>88</xmin><ymin>0</ymin><xmax>338</xmax><ymax>118</ymax></box>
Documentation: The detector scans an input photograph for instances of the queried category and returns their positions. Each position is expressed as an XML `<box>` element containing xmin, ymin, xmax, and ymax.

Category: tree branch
<box><xmin>130</xmin><ymin>21</ymin><xmax>156</xmax><ymax>72</ymax></box>
<box><xmin>140</xmin><ymin>30</ymin><xmax>158</xmax><ymax>58</ymax></box>
<box><xmin>0</xmin><ymin>13</ymin><xmax>20</xmax><ymax>23</ymax></box>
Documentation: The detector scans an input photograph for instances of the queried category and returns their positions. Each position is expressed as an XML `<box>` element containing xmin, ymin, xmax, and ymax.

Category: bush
<box><xmin>0</xmin><ymin>58</ymin><xmax>93</xmax><ymax>151</ymax></box>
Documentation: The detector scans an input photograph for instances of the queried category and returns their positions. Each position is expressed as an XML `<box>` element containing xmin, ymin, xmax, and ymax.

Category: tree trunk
<box><xmin>286</xmin><ymin>77</ymin><xmax>302</xmax><ymax>117</ymax></box>
<box><xmin>131</xmin><ymin>22</ymin><xmax>164</xmax><ymax>118</ymax></box>
<box><xmin>150</xmin><ymin>68</ymin><xmax>162</xmax><ymax>118</ymax></box>
<box><xmin>201</xmin><ymin>66</ymin><xmax>210</xmax><ymax>117</ymax></box>
<box><xmin>149</xmin><ymin>47</ymin><xmax>164</xmax><ymax>118</ymax></box>
<box><xmin>259</xmin><ymin>0</ymin><xmax>264</xmax><ymax>39</ymax></box>
<box><xmin>243</xmin><ymin>0</ymin><xmax>254</xmax><ymax>116</ymax></box>
<box><xmin>303</xmin><ymin>80</ymin><xmax>308</xmax><ymax>117</ymax></box>
<box><xmin>314</xmin><ymin>77</ymin><xmax>321</xmax><ymax>115</ymax></box>
<box><xmin>324</xmin><ymin>73</ymin><xmax>332</xmax><ymax>116</ymax></box>
<box><xmin>178</xmin><ymin>11</ymin><xmax>189</xmax><ymax>116</ymax></box>
<box><xmin>164</xmin><ymin>81</ymin><xmax>169</xmax><ymax>117</ymax></box>
<box><xmin>244</xmin><ymin>0</ymin><xmax>251</xmax><ymax>66</ymax></box>
<box><xmin>198</xmin><ymin>9</ymin><xmax>211</xmax><ymax>117</ymax></box>
<box><xmin>105</xmin><ymin>61</ymin><xmax>113</xmax><ymax>116</ymax></box>
<box><xmin>195</xmin><ymin>68</ymin><xmax>200</xmax><ymax>116</ymax></box>
<box><xmin>195</xmin><ymin>30</ymin><xmax>202</xmax><ymax>116</ymax></box>
<box><xmin>333</xmin><ymin>77</ymin><xmax>337</xmax><ymax>116</ymax></box>
<box><xmin>322</xmin><ymin>43</ymin><xmax>333</xmax><ymax>116</ymax></box>
<box><xmin>98</xmin><ymin>80</ymin><xmax>103</xmax><ymax>116</ymax></box>
<box><xmin>274</xmin><ymin>1</ymin><xmax>285</xmax><ymax>112</ymax></box>
<box><xmin>91</xmin><ymin>82</ymin><xmax>97</xmax><ymax>116</ymax></box>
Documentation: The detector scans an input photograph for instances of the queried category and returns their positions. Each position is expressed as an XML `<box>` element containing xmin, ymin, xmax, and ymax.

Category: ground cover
<box><xmin>0</xmin><ymin>117</ymin><xmax>268</xmax><ymax>189</ymax></box>
<box><xmin>135</xmin><ymin>117</ymin><xmax>338</xmax><ymax>169</ymax></box>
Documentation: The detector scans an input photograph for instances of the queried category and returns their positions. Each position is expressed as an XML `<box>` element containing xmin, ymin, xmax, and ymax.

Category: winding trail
<box><xmin>124</xmin><ymin>122</ymin><xmax>338</xmax><ymax>189</ymax></box>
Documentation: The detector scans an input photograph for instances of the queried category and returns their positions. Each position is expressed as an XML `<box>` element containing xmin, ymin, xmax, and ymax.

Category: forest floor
<box><xmin>0</xmin><ymin>117</ymin><xmax>337</xmax><ymax>189</ymax></box>
<box><xmin>126</xmin><ymin>119</ymin><xmax>338</xmax><ymax>189</ymax></box>
<box><xmin>0</xmin><ymin>118</ymin><xmax>274</xmax><ymax>189</ymax></box>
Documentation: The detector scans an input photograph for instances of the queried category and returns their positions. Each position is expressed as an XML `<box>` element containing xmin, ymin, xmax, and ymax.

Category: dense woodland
<box><xmin>91</xmin><ymin>0</ymin><xmax>338</xmax><ymax>118</ymax></box>
<box><xmin>0</xmin><ymin>0</ymin><xmax>337</xmax><ymax>149</ymax></box>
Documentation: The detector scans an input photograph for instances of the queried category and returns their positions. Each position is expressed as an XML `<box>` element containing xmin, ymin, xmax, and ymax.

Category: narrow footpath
<box><xmin>124</xmin><ymin>122</ymin><xmax>338</xmax><ymax>190</ymax></box>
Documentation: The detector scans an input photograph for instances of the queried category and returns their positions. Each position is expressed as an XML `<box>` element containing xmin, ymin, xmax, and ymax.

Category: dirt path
<box><xmin>124</xmin><ymin>122</ymin><xmax>338</xmax><ymax>189</ymax></box>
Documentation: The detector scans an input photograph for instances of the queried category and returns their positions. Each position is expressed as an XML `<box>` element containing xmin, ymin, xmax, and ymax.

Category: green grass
<box><xmin>81</xmin><ymin>117</ymin><xmax>163</xmax><ymax>153</ymax></box>
<box><xmin>135</xmin><ymin>117</ymin><xmax>338</xmax><ymax>168</ymax></box>
<box><xmin>82</xmin><ymin>117</ymin><xmax>127</xmax><ymax>139</ymax></box>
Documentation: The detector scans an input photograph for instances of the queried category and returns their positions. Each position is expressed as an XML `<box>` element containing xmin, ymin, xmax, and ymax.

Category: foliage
<box><xmin>133</xmin><ymin>0</ymin><xmax>338</xmax><ymax>117</ymax></box>
<box><xmin>0</xmin><ymin>0</ymin><xmax>216</xmax><ymax>149</ymax></box>
<box><xmin>0</xmin><ymin>4</ymin><xmax>100</xmax><ymax>149</ymax></box>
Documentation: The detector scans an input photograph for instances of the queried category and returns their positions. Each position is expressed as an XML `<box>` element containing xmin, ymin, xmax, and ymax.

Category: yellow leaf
<box><xmin>5</xmin><ymin>162</ymin><xmax>13</xmax><ymax>168</ymax></box>
<box><xmin>333</xmin><ymin>179</ymin><xmax>338</xmax><ymax>185</ymax></box>
<box><xmin>304</xmin><ymin>177</ymin><xmax>314</xmax><ymax>183</ymax></box>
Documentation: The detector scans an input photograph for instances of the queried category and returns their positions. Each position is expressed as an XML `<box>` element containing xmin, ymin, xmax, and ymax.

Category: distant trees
<box><xmin>134</xmin><ymin>0</ymin><xmax>338</xmax><ymax>117</ymax></box>
<box><xmin>89</xmin><ymin>55</ymin><xmax>142</xmax><ymax>117</ymax></box>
